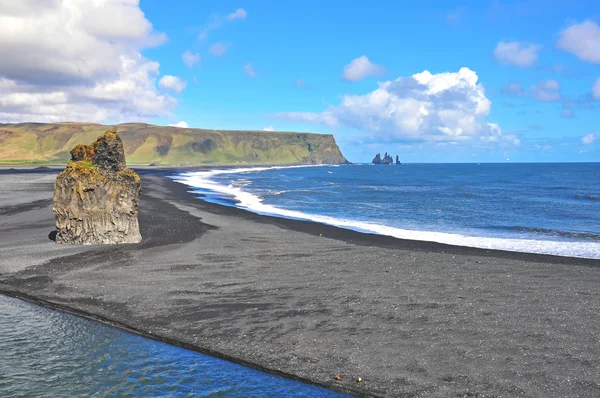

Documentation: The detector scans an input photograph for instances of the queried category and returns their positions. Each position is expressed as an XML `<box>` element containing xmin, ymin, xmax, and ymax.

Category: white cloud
<box><xmin>557</xmin><ymin>20</ymin><xmax>600</xmax><ymax>63</ymax></box>
<box><xmin>493</xmin><ymin>41</ymin><xmax>541</xmax><ymax>67</ymax></box>
<box><xmin>276</xmin><ymin>67</ymin><xmax>518</xmax><ymax>146</ymax></box>
<box><xmin>244</xmin><ymin>63</ymin><xmax>258</xmax><ymax>77</ymax></box>
<box><xmin>158</xmin><ymin>75</ymin><xmax>187</xmax><ymax>93</ymax></box>
<box><xmin>582</xmin><ymin>133</ymin><xmax>598</xmax><ymax>145</ymax></box>
<box><xmin>342</xmin><ymin>56</ymin><xmax>386</xmax><ymax>82</ymax></box>
<box><xmin>296</xmin><ymin>78</ymin><xmax>305</xmax><ymax>88</ymax></box>
<box><xmin>0</xmin><ymin>0</ymin><xmax>175</xmax><ymax>123</ymax></box>
<box><xmin>182</xmin><ymin>51</ymin><xmax>200</xmax><ymax>68</ymax></box>
<box><xmin>228</xmin><ymin>8</ymin><xmax>247</xmax><ymax>20</ymax></box>
<box><xmin>503</xmin><ymin>82</ymin><xmax>525</xmax><ymax>96</ymax></box>
<box><xmin>198</xmin><ymin>8</ymin><xmax>247</xmax><ymax>41</ymax></box>
<box><xmin>593</xmin><ymin>78</ymin><xmax>600</xmax><ymax>100</ymax></box>
<box><xmin>531</xmin><ymin>79</ymin><xmax>560</xmax><ymax>102</ymax></box>
<box><xmin>209</xmin><ymin>42</ymin><xmax>229</xmax><ymax>56</ymax></box>
<box><xmin>263</xmin><ymin>126</ymin><xmax>274</xmax><ymax>131</ymax></box>
<box><xmin>561</xmin><ymin>108</ymin><xmax>574</xmax><ymax>118</ymax></box>
<box><xmin>169</xmin><ymin>121</ymin><xmax>188</xmax><ymax>128</ymax></box>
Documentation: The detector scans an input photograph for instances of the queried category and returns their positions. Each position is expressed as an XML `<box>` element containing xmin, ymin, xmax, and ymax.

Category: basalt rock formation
<box><xmin>372</xmin><ymin>152</ymin><xmax>396</xmax><ymax>165</ymax></box>
<box><xmin>53</xmin><ymin>130</ymin><xmax>142</xmax><ymax>244</ymax></box>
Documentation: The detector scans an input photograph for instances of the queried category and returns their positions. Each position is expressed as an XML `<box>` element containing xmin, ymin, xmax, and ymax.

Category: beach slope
<box><xmin>1</xmin><ymin>169</ymin><xmax>600</xmax><ymax>397</ymax></box>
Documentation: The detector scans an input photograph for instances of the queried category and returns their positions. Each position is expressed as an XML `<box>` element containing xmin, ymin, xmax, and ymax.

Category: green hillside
<box><xmin>0</xmin><ymin>122</ymin><xmax>349</xmax><ymax>166</ymax></box>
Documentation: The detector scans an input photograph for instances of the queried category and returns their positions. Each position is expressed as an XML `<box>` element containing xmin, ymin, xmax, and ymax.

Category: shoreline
<box><xmin>2</xmin><ymin>168</ymin><xmax>600</xmax><ymax>396</ymax></box>
<box><xmin>172</xmin><ymin>165</ymin><xmax>600</xmax><ymax>262</ymax></box>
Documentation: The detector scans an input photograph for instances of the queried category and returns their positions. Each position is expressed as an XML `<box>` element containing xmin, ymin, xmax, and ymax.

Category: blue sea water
<box><xmin>175</xmin><ymin>163</ymin><xmax>600</xmax><ymax>259</ymax></box>
<box><xmin>0</xmin><ymin>295</ymin><xmax>350</xmax><ymax>397</ymax></box>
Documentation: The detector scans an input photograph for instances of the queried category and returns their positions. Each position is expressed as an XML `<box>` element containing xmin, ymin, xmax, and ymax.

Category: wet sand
<box><xmin>1</xmin><ymin>168</ymin><xmax>600</xmax><ymax>397</ymax></box>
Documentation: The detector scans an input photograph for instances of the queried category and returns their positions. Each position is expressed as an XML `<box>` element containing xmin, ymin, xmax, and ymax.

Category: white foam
<box><xmin>173</xmin><ymin>166</ymin><xmax>600</xmax><ymax>259</ymax></box>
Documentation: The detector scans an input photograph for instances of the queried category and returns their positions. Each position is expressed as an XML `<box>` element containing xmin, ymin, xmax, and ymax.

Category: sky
<box><xmin>0</xmin><ymin>0</ymin><xmax>599</xmax><ymax>163</ymax></box>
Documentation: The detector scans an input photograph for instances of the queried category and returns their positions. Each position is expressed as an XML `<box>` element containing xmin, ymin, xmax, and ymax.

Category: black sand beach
<box><xmin>2</xmin><ymin>168</ymin><xmax>600</xmax><ymax>397</ymax></box>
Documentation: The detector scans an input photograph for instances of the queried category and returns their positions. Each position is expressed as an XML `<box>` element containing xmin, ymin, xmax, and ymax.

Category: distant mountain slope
<box><xmin>0</xmin><ymin>122</ymin><xmax>349</xmax><ymax>165</ymax></box>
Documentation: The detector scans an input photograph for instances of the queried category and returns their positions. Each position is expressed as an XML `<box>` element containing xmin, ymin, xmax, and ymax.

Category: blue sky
<box><xmin>1</xmin><ymin>0</ymin><xmax>599</xmax><ymax>162</ymax></box>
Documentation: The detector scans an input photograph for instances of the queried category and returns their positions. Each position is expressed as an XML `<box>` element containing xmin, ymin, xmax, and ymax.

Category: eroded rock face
<box><xmin>92</xmin><ymin>131</ymin><xmax>126</xmax><ymax>171</ymax></box>
<box><xmin>53</xmin><ymin>131</ymin><xmax>142</xmax><ymax>244</ymax></box>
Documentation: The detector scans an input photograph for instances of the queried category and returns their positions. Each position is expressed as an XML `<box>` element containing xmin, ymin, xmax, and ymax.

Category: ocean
<box><xmin>175</xmin><ymin>163</ymin><xmax>600</xmax><ymax>259</ymax></box>
<box><xmin>0</xmin><ymin>294</ymin><xmax>350</xmax><ymax>397</ymax></box>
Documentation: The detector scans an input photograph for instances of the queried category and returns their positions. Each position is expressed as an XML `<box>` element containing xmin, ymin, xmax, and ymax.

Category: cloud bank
<box><xmin>0</xmin><ymin>0</ymin><xmax>176</xmax><ymax>123</ymax></box>
<box><xmin>276</xmin><ymin>67</ymin><xmax>519</xmax><ymax>146</ymax></box>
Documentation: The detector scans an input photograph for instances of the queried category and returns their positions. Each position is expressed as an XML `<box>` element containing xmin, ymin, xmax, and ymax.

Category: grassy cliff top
<box><xmin>0</xmin><ymin>122</ymin><xmax>349</xmax><ymax>166</ymax></box>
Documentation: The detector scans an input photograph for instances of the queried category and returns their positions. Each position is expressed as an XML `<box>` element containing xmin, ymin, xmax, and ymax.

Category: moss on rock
<box><xmin>70</xmin><ymin>144</ymin><xmax>94</xmax><ymax>162</ymax></box>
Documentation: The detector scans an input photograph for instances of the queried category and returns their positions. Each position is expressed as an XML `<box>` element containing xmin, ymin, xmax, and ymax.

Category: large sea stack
<box><xmin>53</xmin><ymin>130</ymin><xmax>142</xmax><ymax>244</ymax></box>
<box><xmin>372</xmin><ymin>152</ymin><xmax>395</xmax><ymax>164</ymax></box>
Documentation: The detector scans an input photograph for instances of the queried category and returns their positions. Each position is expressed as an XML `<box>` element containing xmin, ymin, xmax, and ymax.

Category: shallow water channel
<box><xmin>0</xmin><ymin>294</ymin><xmax>350</xmax><ymax>397</ymax></box>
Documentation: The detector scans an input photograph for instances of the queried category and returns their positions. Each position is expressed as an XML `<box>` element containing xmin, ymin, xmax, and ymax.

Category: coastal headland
<box><xmin>2</xmin><ymin>168</ymin><xmax>600</xmax><ymax>397</ymax></box>
<box><xmin>0</xmin><ymin>122</ymin><xmax>348</xmax><ymax>166</ymax></box>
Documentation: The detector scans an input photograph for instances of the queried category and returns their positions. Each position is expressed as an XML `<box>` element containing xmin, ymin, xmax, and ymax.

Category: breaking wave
<box><xmin>173</xmin><ymin>166</ymin><xmax>600</xmax><ymax>260</ymax></box>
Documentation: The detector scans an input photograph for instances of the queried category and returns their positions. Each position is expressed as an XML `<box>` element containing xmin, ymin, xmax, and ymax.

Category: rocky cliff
<box><xmin>0</xmin><ymin>122</ymin><xmax>349</xmax><ymax>165</ymax></box>
<box><xmin>53</xmin><ymin>131</ymin><xmax>142</xmax><ymax>244</ymax></box>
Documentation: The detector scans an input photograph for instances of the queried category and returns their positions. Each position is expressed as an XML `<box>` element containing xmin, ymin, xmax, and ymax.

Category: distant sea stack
<box><xmin>372</xmin><ymin>152</ymin><xmax>400</xmax><ymax>165</ymax></box>
<box><xmin>53</xmin><ymin>130</ymin><xmax>142</xmax><ymax>245</ymax></box>
<box><xmin>0</xmin><ymin>122</ymin><xmax>349</xmax><ymax>166</ymax></box>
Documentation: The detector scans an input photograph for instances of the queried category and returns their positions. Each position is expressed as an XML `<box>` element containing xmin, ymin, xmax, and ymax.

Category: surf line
<box><xmin>172</xmin><ymin>166</ymin><xmax>600</xmax><ymax>260</ymax></box>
